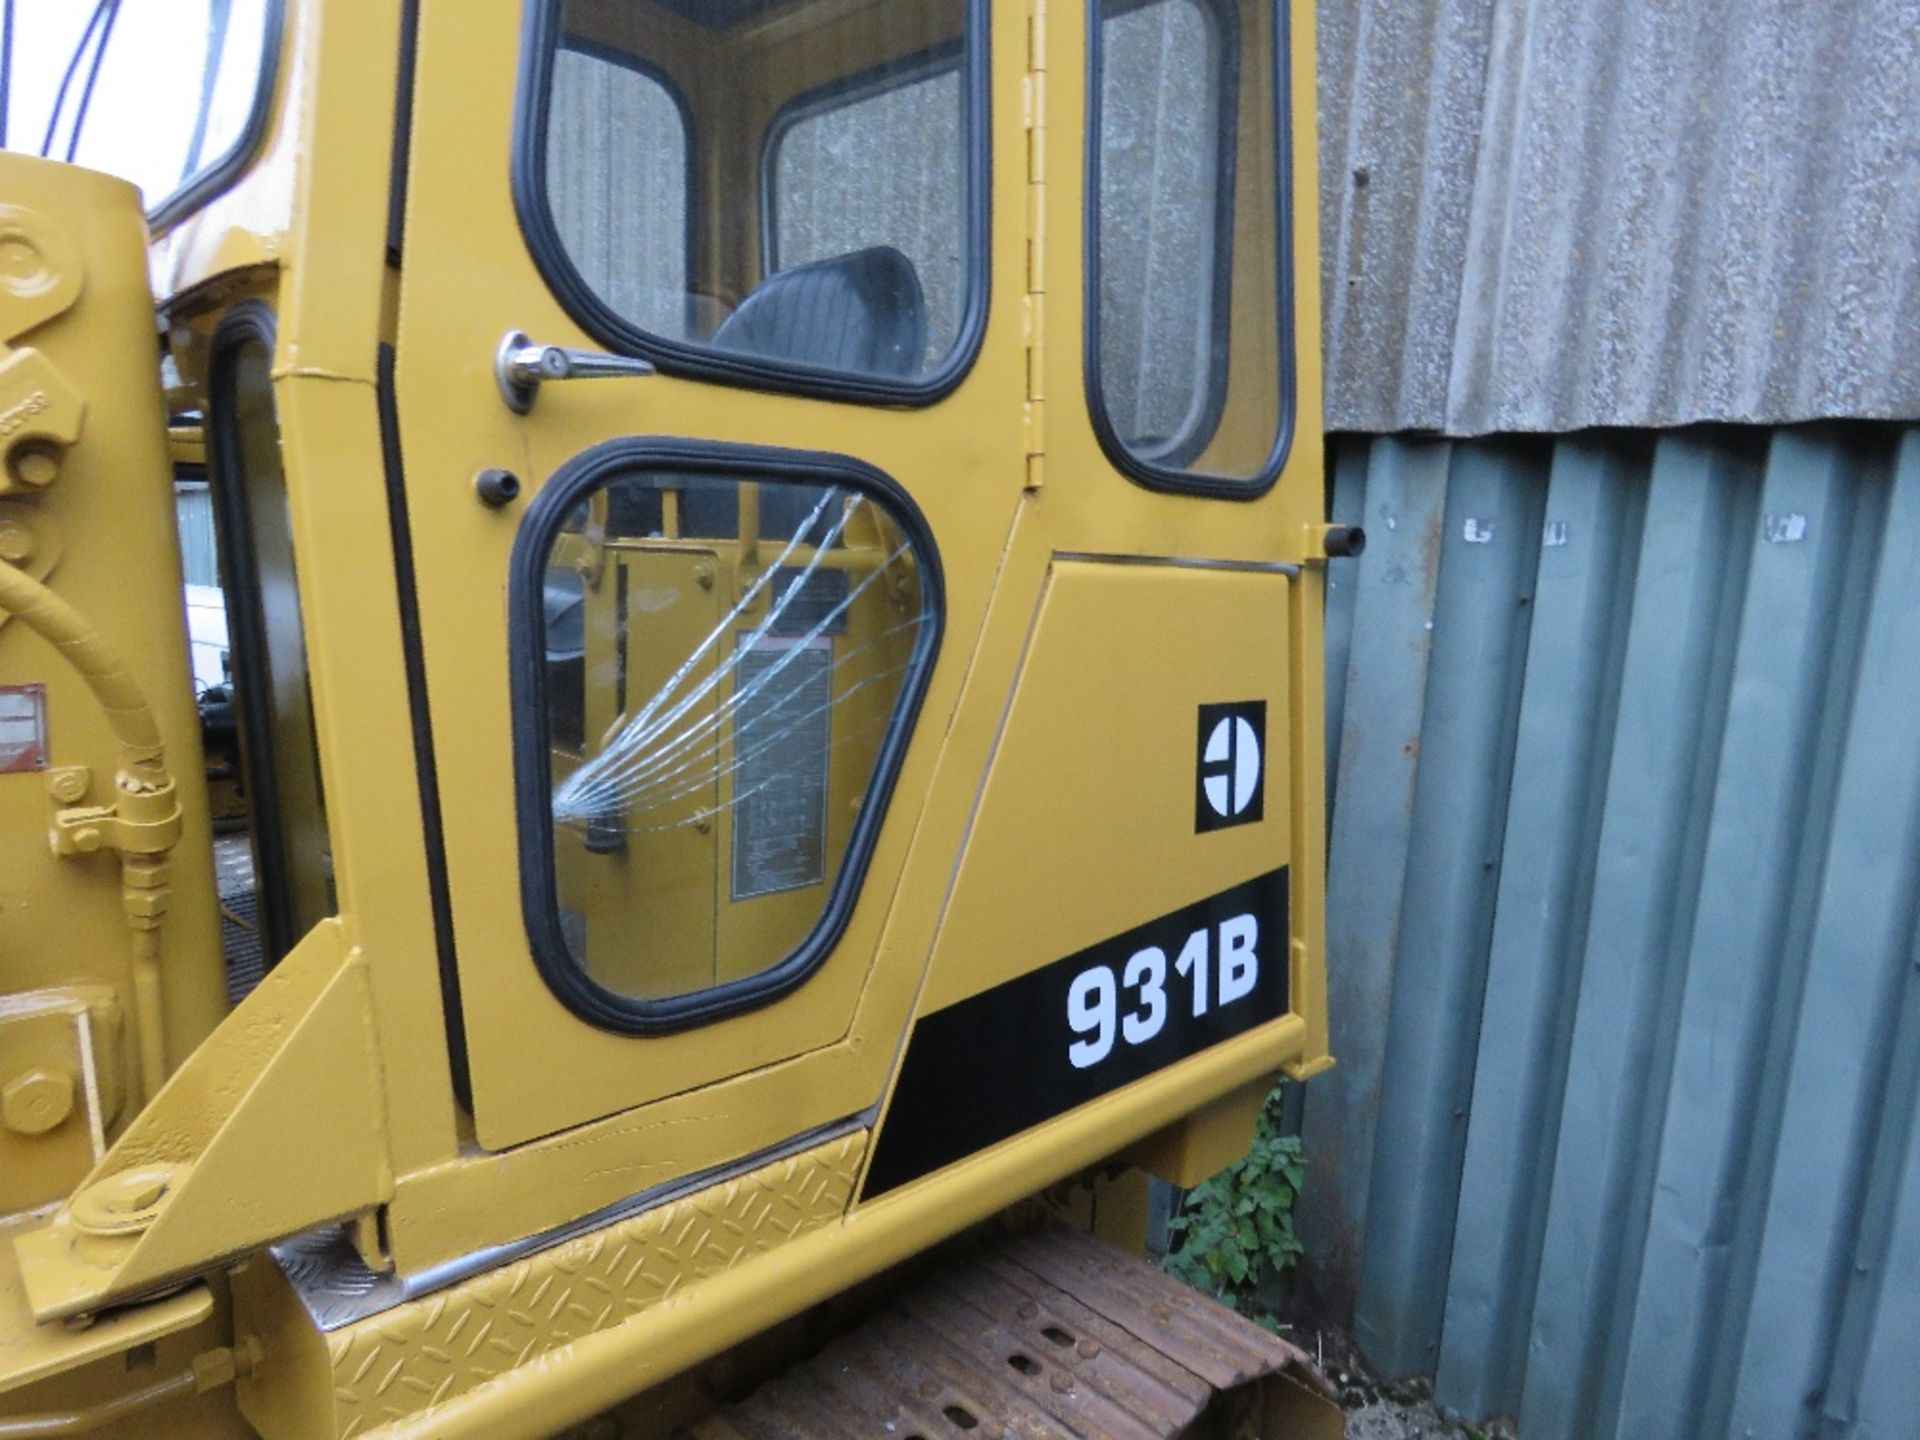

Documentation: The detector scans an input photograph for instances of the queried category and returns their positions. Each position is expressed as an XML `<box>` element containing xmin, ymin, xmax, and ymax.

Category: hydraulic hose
<box><xmin>0</xmin><ymin>557</ymin><xmax>167</xmax><ymax>788</ymax></box>
<box><xmin>0</xmin><ymin>555</ymin><xmax>178</xmax><ymax>1099</ymax></box>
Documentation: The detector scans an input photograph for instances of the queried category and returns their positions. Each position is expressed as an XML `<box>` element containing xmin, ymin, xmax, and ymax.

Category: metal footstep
<box><xmin>684</xmin><ymin>1227</ymin><xmax>1344</xmax><ymax>1439</ymax></box>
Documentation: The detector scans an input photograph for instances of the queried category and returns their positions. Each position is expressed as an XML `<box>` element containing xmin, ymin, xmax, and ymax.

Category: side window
<box><xmin>1089</xmin><ymin>0</ymin><xmax>1294</xmax><ymax>492</ymax></box>
<box><xmin>515</xmin><ymin>449</ymin><xmax>939</xmax><ymax>1031</ymax></box>
<box><xmin>521</xmin><ymin>0</ymin><xmax>984</xmax><ymax>399</ymax></box>
<box><xmin>206</xmin><ymin>311</ymin><xmax>334</xmax><ymax>968</ymax></box>
<box><xmin>768</xmin><ymin>61</ymin><xmax>967</xmax><ymax>373</ymax></box>
<box><xmin>544</xmin><ymin>46</ymin><xmax>690</xmax><ymax>343</ymax></box>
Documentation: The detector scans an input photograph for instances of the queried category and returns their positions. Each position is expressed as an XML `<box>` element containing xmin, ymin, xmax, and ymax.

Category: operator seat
<box><xmin>712</xmin><ymin>244</ymin><xmax>927</xmax><ymax>380</ymax></box>
<box><xmin>686</xmin><ymin>245</ymin><xmax>928</xmax><ymax>541</ymax></box>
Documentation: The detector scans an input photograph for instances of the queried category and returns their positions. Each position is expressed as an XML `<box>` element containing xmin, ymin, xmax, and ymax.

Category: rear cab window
<box><xmin>764</xmin><ymin>53</ymin><xmax>968</xmax><ymax>373</ymax></box>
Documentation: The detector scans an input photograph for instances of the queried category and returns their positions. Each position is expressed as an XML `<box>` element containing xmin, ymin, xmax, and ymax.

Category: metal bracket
<box><xmin>49</xmin><ymin>776</ymin><xmax>181</xmax><ymax>859</ymax></box>
<box><xmin>12</xmin><ymin>925</ymin><xmax>391</xmax><ymax>1323</ymax></box>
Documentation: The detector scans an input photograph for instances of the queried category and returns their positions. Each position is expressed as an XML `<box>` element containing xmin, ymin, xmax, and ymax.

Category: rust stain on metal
<box><xmin>685</xmin><ymin>1227</ymin><xmax>1336</xmax><ymax>1438</ymax></box>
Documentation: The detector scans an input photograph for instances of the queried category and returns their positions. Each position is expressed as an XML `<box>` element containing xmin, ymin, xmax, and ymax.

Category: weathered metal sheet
<box><xmin>1301</xmin><ymin>423</ymin><xmax>1920</xmax><ymax>1438</ymax></box>
<box><xmin>1317</xmin><ymin>0</ymin><xmax>1920</xmax><ymax>435</ymax></box>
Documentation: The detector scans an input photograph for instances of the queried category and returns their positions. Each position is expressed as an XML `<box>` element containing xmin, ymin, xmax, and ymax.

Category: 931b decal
<box><xmin>861</xmin><ymin>867</ymin><xmax>1289</xmax><ymax>1198</ymax></box>
<box><xmin>1066</xmin><ymin>914</ymin><xmax>1263</xmax><ymax>1069</ymax></box>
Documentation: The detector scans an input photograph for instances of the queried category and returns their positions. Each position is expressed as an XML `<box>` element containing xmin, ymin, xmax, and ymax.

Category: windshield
<box><xmin>0</xmin><ymin>0</ymin><xmax>280</xmax><ymax>227</ymax></box>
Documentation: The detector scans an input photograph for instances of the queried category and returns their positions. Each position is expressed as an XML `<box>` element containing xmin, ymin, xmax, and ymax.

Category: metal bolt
<box><xmin>68</xmin><ymin>826</ymin><xmax>103</xmax><ymax>855</ymax></box>
<box><xmin>694</xmin><ymin>562</ymin><xmax>715</xmax><ymax>590</ymax></box>
<box><xmin>101</xmin><ymin>1172</ymin><xmax>169</xmax><ymax>1214</ymax></box>
<box><xmin>8</xmin><ymin>445</ymin><xmax>59</xmax><ymax>489</ymax></box>
<box><xmin>46</xmin><ymin>768</ymin><xmax>88</xmax><ymax>803</ymax></box>
<box><xmin>2</xmin><ymin>1067</ymin><xmax>75</xmax><ymax>1135</ymax></box>
<box><xmin>0</xmin><ymin>518</ymin><xmax>32</xmax><ymax>563</ymax></box>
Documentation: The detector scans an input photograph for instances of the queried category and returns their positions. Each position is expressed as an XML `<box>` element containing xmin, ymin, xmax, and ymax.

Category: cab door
<box><xmin>395</xmin><ymin>0</ymin><xmax>1014</xmax><ymax>1149</ymax></box>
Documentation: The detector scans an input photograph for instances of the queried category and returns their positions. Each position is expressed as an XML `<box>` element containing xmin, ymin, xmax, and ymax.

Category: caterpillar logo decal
<box><xmin>862</xmin><ymin>867</ymin><xmax>1290</xmax><ymax>1198</ymax></box>
<box><xmin>1196</xmin><ymin>700</ymin><xmax>1265</xmax><ymax>832</ymax></box>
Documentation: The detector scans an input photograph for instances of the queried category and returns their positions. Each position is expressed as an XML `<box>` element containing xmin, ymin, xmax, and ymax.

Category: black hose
<box><xmin>0</xmin><ymin>0</ymin><xmax>15</xmax><ymax>150</ymax></box>
<box><xmin>40</xmin><ymin>0</ymin><xmax>108</xmax><ymax>157</ymax></box>
<box><xmin>66</xmin><ymin>0</ymin><xmax>124</xmax><ymax>163</ymax></box>
<box><xmin>182</xmin><ymin>0</ymin><xmax>235</xmax><ymax>179</ymax></box>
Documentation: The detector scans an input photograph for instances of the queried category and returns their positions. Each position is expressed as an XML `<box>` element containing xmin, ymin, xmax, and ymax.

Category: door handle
<box><xmin>495</xmin><ymin>330</ymin><xmax>657</xmax><ymax>413</ymax></box>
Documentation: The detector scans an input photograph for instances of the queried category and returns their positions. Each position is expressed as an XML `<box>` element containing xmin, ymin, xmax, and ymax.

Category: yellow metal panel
<box><xmin>914</xmin><ymin>560</ymin><xmax>1293</xmax><ymax>1015</ymax></box>
<box><xmin>1126</xmin><ymin>1074</ymin><xmax>1274</xmax><ymax>1189</ymax></box>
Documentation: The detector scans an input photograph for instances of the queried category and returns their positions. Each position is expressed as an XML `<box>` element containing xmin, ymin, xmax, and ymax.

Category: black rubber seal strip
<box><xmin>385</xmin><ymin>0</ymin><xmax>420</xmax><ymax>265</ymax></box>
<box><xmin>205</xmin><ymin>301</ymin><xmax>299</xmax><ymax>967</ymax></box>
<box><xmin>1081</xmin><ymin>0</ymin><xmax>1298</xmax><ymax>500</ymax></box>
<box><xmin>376</xmin><ymin>342</ymin><xmax>473</xmax><ymax>1107</ymax></box>
<box><xmin>509</xmin><ymin>439</ymin><xmax>945</xmax><ymax>1036</ymax></box>
<box><xmin>149</xmin><ymin>0</ymin><xmax>287</xmax><ymax>235</ymax></box>
<box><xmin>508</xmin><ymin>0</ymin><xmax>990</xmax><ymax>408</ymax></box>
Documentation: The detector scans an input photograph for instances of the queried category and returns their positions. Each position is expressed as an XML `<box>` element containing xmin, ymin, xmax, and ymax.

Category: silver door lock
<box><xmin>495</xmin><ymin>331</ymin><xmax>656</xmax><ymax>413</ymax></box>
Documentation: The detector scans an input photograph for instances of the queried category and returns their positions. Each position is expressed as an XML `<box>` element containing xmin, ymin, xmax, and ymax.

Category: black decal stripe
<box><xmin>861</xmin><ymin>866</ymin><xmax>1289</xmax><ymax>1199</ymax></box>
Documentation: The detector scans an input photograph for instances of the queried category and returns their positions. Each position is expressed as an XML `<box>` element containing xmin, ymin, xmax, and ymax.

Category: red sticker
<box><xmin>0</xmin><ymin>684</ymin><xmax>49</xmax><ymax>774</ymax></box>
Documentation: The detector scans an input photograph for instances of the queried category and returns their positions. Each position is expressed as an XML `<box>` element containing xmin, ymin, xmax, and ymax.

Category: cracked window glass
<box><xmin>537</xmin><ymin>469</ymin><xmax>933</xmax><ymax>1001</ymax></box>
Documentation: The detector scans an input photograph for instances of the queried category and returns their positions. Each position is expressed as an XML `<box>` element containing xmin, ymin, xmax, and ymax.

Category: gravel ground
<box><xmin>1344</xmin><ymin>1400</ymin><xmax>1463</xmax><ymax>1440</ymax></box>
<box><xmin>1278</xmin><ymin>1323</ymin><xmax>1512</xmax><ymax>1440</ymax></box>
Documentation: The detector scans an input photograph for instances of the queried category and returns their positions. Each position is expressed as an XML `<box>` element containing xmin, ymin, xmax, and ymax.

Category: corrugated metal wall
<box><xmin>1303</xmin><ymin>423</ymin><xmax>1920</xmax><ymax>1438</ymax></box>
<box><xmin>1316</xmin><ymin>0</ymin><xmax>1920</xmax><ymax>436</ymax></box>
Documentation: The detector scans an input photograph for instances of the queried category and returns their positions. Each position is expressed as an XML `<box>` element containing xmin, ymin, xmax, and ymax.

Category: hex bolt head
<box><xmin>2</xmin><ymin>1067</ymin><xmax>75</xmax><ymax>1136</ymax></box>
<box><xmin>105</xmin><ymin>1174</ymin><xmax>169</xmax><ymax>1213</ymax></box>
<box><xmin>46</xmin><ymin>767</ymin><xmax>89</xmax><ymax>803</ymax></box>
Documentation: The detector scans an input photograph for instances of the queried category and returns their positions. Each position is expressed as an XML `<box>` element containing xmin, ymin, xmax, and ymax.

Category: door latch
<box><xmin>495</xmin><ymin>330</ymin><xmax>657</xmax><ymax>414</ymax></box>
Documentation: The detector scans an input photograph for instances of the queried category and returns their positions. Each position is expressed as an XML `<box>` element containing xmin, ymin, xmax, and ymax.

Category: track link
<box><xmin>685</xmin><ymin>1227</ymin><xmax>1340</xmax><ymax>1439</ymax></box>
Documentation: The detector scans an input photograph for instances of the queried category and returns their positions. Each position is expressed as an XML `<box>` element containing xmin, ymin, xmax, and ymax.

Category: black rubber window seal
<box><xmin>510</xmin><ymin>0</ymin><xmax>990</xmax><ymax>408</ymax></box>
<box><xmin>204</xmin><ymin>300</ymin><xmax>301</xmax><ymax>968</ymax></box>
<box><xmin>510</xmin><ymin>439</ymin><xmax>945</xmax><ymax>1036</ymax></box>
<box><xmin>1082</xmin><ymin>0</ymin><xmax>1298</xmax><ymax>500</ymax></box>
<box><xmin>148</xmin><ymin>0</ymin><xmax>288</xmax><ymax>236</ymax></box>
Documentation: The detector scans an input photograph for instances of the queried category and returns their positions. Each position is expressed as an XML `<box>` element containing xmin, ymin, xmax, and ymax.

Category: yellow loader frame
<box><xmin>0</xmin><ymin>1</ymin><xmax>1336</xmax><ymax>1435</ymax></box>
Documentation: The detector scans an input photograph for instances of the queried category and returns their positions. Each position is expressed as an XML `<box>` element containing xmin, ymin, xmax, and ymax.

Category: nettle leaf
<box><xmin>1160</xmin><ymin>1084</ymin><xmax>1309</xmax><ymax>1299</ymax></box>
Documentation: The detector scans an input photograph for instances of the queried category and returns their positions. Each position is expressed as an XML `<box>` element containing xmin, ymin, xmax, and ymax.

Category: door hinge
<box><xmin>1022</xmin><ymin>0</ymin><xmax>1047</xmax><ymax>492</ymax></box>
